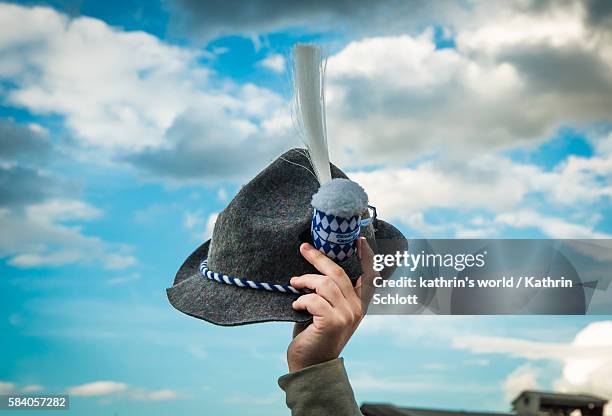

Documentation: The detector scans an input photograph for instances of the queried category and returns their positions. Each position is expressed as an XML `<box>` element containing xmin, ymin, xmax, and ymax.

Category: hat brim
<box><xmin>166</xmin><ymin>220</ymin><xmax>407</xmax><ymax>326</ymax></box>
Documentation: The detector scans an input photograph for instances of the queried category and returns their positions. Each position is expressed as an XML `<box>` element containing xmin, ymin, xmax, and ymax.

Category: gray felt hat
<box><xmin>166</xmin><ymin>148</ymin><xmax>407</xmax><ymax>326</ymax></box>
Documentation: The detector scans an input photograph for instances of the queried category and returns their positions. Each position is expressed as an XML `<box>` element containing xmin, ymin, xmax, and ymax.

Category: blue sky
<box><xmin>1</xmin><ymin>0</ymin><xmax>612</xmax><ymax>415</ymax></box>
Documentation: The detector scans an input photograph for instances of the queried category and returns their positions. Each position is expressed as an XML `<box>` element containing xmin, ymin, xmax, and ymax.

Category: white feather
<box><xmin>293</xmin><ymin>44</ymin><xmax>331</xmax><ymax>185</ymax></box>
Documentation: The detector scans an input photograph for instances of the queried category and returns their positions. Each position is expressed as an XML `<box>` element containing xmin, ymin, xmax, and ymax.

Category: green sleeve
<box><xmin>278</xmin><ymin>358</ymin><xmax>362</xmax><ymax>416</ymax></box>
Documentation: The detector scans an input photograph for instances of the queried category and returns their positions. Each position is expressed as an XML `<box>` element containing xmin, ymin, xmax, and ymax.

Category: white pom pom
<box><xmin>311</xmin><ymin>178</ymin><xmax>368</xmax><ymax>217</ymax></box>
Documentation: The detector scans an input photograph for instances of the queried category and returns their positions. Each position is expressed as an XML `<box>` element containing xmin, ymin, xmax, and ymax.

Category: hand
<box><xmin>286</xmin><ymin>237</ymin><xmax>378</xmax><ymax>372</ymax></box>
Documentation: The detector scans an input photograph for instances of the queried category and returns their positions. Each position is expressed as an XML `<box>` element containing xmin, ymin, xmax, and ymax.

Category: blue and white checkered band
<box><xmin>199</xmin><ymin>260</ymin><xmax>307</xmax><ymax>295</ymax></box>
<box><xmin>311</xmin><ymin>208</ymin><xmax>366</xmax><ymax>261</ymax></box>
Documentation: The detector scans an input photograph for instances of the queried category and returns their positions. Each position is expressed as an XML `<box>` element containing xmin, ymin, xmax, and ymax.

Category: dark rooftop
<box><xmin>512</xmin><ymin>391</ymin><xmax>608</xmax><ymax>407</ymax></box>
<box><xmin>361</xmin><ymin>404</ymin><xmax>516</xmax><ymax>416</ymax></box>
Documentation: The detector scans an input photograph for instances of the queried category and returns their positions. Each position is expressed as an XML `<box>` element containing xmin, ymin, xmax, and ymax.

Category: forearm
<box><xmin>278</xmin><ymin>358</ymin><xmax>362</xmax><ymax>416</ymax></box>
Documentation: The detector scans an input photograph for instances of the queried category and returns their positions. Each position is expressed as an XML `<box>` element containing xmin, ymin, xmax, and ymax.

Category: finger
<box><xmin>300</xmin><ymin>243</ymin><xmax>355</xmax><ymax>299</ymax></box>
<box><xmin>354</xmin><ymin>275</ymin><xmax>375</xmax><ymax>313</ymax></box>
<box><xmin>292</xmin><ymin>293</ymin><xmax>334</xmax><ymax>317</ymax></box>
<box><xmin>355</xmin><ymin>237</ymin><xmax>378</xmax><ymax>303</ymax></box>
<box><xmin>290</xmin><ymin>274</ymin><xmax>345</xmax><ymax>306</ymax></box>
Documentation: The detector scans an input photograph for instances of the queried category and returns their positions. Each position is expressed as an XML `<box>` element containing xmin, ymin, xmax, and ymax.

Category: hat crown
<box><xmin>207</xmin><ymin>148</ymin><xmax>363</xmax><ymax>285</ymax></box>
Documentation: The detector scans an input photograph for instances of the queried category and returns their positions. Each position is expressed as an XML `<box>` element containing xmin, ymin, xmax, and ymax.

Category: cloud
<box><xmin>504</xmin><ymin>365</ymin><xmax>541</xmax><ymax>401</ymax></box>
<box><xmin>0</xmin><ymin>119</ymin><xmax>51</xmax><ymax>164</ymax></box>
<box><xmin>21</xmin><ymin>384</ymin><xmax>44</xmax><ymax>393</ymax></box>
<box><xmin>555</xmin><ymin>321</ymin><xmax>612</xmax><ymax>403</ymax></box>
<box><xmin>0</xmin><ymin>165</ymin><xmax>63</xmax><ymax>208</ymax></box>
<box><xmin>0</xmin><ymin>3</ymin><xmax>200</xmax><ymax>151</ymax></box>
<box><xmin>129</xmin><ymin>389</ymin><xmax>180</xmax><ymax>401</ymax></box>
<box><xmin>583</xmin><ymin>0</ymin><xmax>612</xmax><ymax>31</ymax></box>
<box><xmin>0</xmin><ymin>119</ymin><xmax>71</xmax><ymax>209</ymax></box>
<box><xmin>258</xmin><ymin>53</ymin><xmax>285</xmax><ymax>73</ymax></box>
<box><xmin>0</xmin><ymin>4</ymin><xmax>293</xmax><ymax>182</ymax></box>
<box><xmin>168</xmin><ymin>0</ymin><xmax>454</xmax><ymax>42</ymax></box>
<box><xmin>0</xmin><ymin>382</ymin><xmax>45</xmax><ymax>394</ymax></box>
<box><xmin>349</xmin><ymin>130</ymin><xmax>612</xmax><ymax>237</ymax></box>
<box><xmin>204</xmin><ymin>213</ymin><xmax>218</xmax><ymax>240</ymax></box>
<box><xmin>127</xmin><ymin>98</ymin><xmax>290</xmax><ymax>182</ymax></box>
<box><xmin>166</xmin><ymin>0</ymin><xmax>612</xmax><ymax>45</ymax></box>
<box><xmin>106</xmin><ymin>272</ymin><xmax>141</xmax><ymax>286</ymax></box>
<box><xmin>454</xmin><ymin>321</ymin><xmax>612</xmax><ymax>407</ymax></box>
<box><xmin>0</xmin><ymin>199</ymin><xmax>136</xmax><ymax>269</ymax></box>
<box><xmin>0</xmin><ymin>116</ymin><xmax>136</xmax><ymax>271</ymax></box>
<box><xmin>0</xmin><ymin>381</ymin><xmax>15</xmax><ymax>394</ymax></box>
<box><xmin>183</xmin><ymin>210</ymin><xmax>218</xmax><ymax>240</ymax></box>
<box><xmin>1</xmin><ymin>2</ymin><xmax>610</xmax><ymax>246</ymax></box>
<box><xmin>495</xmin><ymin>210</ymin><xmax>612</xmax><ymax>239</ymax></box>
<box><xmin>217</xmin><ymin>187</ymin><xmax>228</xmax><ymax>201</ymax></box>
<box><xmin>324</xmin><ymin>16</ymin><xmax>612</xmax><ymax>167</ymax></box>
<box><xmin>351</xmin><ymin>154</ymin><xmax>547</xmax><ymax>216</ymax></box>
<box><xmin>68</xmin><ymin>381</ymin><xmax>128</xmax><ymax>397</ymax></box>
<box><xmin>68</xmin><ymin>381</ymin><xmax>180</xmax><ymax>401</ymax></box>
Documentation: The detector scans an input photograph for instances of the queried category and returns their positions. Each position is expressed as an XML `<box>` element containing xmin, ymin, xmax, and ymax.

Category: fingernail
<box><xmin>302</xmin><ymin>243</ymin><xmax>313</xmax><ymax>252</ymax></box>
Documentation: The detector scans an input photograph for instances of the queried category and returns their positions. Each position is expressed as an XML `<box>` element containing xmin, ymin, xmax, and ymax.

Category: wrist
<box><xmin>287</xmin><ymin>352</ymin><xmax>340</xmax><ymax>373</ymax></box>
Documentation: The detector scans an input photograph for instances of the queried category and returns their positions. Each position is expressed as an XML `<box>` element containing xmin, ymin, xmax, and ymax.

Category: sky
<box><xmin>1</xmin><ymin>0</ymin><xmax>612</xmax><ymax>415</ymax></box>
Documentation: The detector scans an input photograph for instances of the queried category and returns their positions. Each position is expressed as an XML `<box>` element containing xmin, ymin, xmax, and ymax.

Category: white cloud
<box><xmin>324</xmin><ymin>4</ymin><xmax>612</xmax><ymax>167</ymax></box>
<box><xmin>183</xmin><ymin>210</ymin><xmax>218</xmax><ymax>240</ymax></box>
<box><xmin>350</xmin><ymin>136</ymin><xmax>612</xmax><ymax>238</ymax></box>
<box><xmin>0</xmin><ymin>4</ymin><xmax>201</xmax><ymax>150</ymax></box>
<box><xmin>495</xmin><ymin>210</ymin><xmax>612</xmax><ymax>239</ymax></box>
<box><xmin>107</xmin><ymin>272</ymin><xmax>141</xmax><ymax>285</ymax></box>
<box><xmin>68</xmin><ymin>381</ymin><xmax>128</xmax><ymax>396</ymax></box>
<box><xmin>0</xmin><ymin>2</ymin><xmax>610</xmax><ymax>249</ymax></box>
<box><xmin>183</xmin><ymin>210</ymin><xmax>202</xmax><ymax>231</ymax></box>
<box><xmin>0</xmin><ymin>200</ymin><xmax>136</xmax><ymax>269</ymax></box>
<box><xmin>217</xmin><ymin>187</ymin><xmax>228</xmax><ymax>201</ymax></box>
<box><xmin>103</xmin><ymin>253</ymin><xmax>137</xmax><ymax>270</ymax></box>
<box><xmin>504</xmin><ymin>365</ymin><xmax>541</xmax><ymax>401</ymax></box>
<box><xmin>0</xmin><ymin>382</ymin><xmax>45</xmax><ymax>394</ymax></box>
<box><xmin>204</xmin><ymin>213</ymin><xmax>218</xmax><ymax>240</ymax></box>
<box><xmin>26</xmin><ymin>199</ymin><xmax>102</xmax><ymax>224</ymax></box>
<box><xmin>454</xmin><ymin>321</ymin><xmax>612</xmax><ymax>409</ymax></box>
<box><xmin>21</xmin><ymin>384</ymin><xmax>44</xmax><ymax>393</ymax></box>
<box><xmin>351</xmin><ymin>154</ymin><xmax>546</xmax><ymax>216</ymax></box>
<box><xmin>555</xmin><ymin>321</ymin><xmax>612</xmax><ymax>404</ymax></box>
<box><xmin>68</xmin><ymin>380</ymin><xmax>180</xmax><ymax>402</ymax></box>
<box><xmin>0</xmin><ymin>3</ymin><xmax>292</xmax><ymax>182</ymax></box>
<box><xmin>457</xmin><ymin>1</ymin><xmax>588</xmax><ymax>55</ymax></box>
<box><xmin>0</xmin><ymin>382</ymin><xmax>15</xmax><ymax>394</ymax></box>
<box><xmin>129</xmin><ymin>389</ymin><xmax>180</xmax><ymax>401</ymax></box>
<box><xmin>258</xmin><ymin>53</ymin><xmax>285</xmax><ymax>73</ymax></box>
<box><xmin>550</xmin><ymin>153</ymin><xmax>612</xmax><ymax>205</ymax></box>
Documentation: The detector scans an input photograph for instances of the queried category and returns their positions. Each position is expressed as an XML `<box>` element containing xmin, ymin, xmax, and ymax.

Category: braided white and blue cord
<box><xmin>199</xmin><ymin>260</ymin><xmax>307</xmax><ymax>295</ymax></box>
